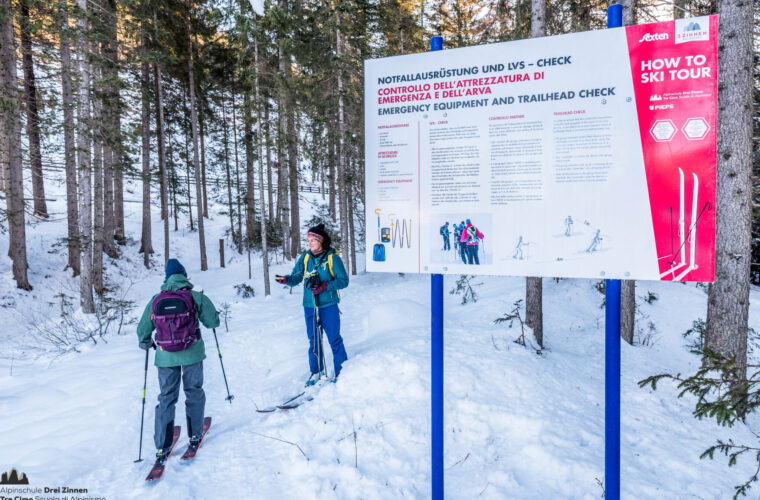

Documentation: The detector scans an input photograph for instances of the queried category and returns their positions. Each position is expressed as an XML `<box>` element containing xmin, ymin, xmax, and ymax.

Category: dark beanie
<box><xmin>307</xmin><ymin>223</ymin><xmax>332</xmax><ymax>251</ymax></box>
<box><xmin>165</xmin><ymin>258</ymin><xmax>187</xmax><ymax>281</ymax></box>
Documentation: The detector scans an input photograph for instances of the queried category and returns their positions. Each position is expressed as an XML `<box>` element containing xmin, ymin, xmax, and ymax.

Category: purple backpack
<box><xmin>151</xmin><ymin>289</ymin><xmax>197</xmax><ymax>352</ymax></box>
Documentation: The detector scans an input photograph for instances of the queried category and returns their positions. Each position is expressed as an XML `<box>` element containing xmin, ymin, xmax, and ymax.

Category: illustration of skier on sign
<box><xmin>586</xmin><ymin>229</ymin><xmax>603</xmax><ymax>253</ymax></box>
<box><xmin>564</xmin><ymin>215</ymin><xmax>573</xmax><ymax>236</ymax></box>
<box><xmin>513</xmin><ymin>236</ymin><xmax>526</xmax><ymax>260</ymax></box>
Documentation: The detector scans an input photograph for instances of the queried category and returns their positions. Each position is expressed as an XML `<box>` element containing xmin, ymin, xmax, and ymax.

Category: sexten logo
<box><xmin>638</xmin><ymin>33</ymin><xmax>669</xmax><ymax>43</ymax></box>
<box><xmin>0</xmin><ymin>468</ymin><xmax>29</xmax><ymax>484</ymax></box>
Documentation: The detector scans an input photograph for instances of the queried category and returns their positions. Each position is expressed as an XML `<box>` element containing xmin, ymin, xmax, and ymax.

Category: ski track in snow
<box><xmin>2</xmin><ymin>175</ymin><xmax>760</xmax><ymax>499</ymax></box>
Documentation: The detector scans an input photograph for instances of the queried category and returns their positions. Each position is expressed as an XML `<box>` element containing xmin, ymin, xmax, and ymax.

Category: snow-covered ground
<box><xmin>2</xmin><ymin>174</ymin><xmax>760</xmax><ymax>499</ymax></box>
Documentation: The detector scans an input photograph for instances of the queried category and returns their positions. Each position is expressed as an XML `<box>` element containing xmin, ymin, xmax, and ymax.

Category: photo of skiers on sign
<box><xmin>433</xmin><ymin>215</ymin><xmax>491</xmax><ymax>266</ymax></box>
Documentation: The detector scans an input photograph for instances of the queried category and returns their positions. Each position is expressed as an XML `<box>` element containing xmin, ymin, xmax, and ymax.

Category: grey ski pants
<box><xmin>154</xmin><ymin>361</ymin><xmax>205</xmax><ymax>450</ymax></box>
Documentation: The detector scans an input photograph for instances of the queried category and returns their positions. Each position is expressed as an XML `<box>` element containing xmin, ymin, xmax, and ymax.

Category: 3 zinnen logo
<box><xmin>0</xmin><ymin>468</ymin><xmax>29</xmax><ymax>484</ymax></box>
<box><xmin>638</xmin><ymin>33</ymin><xmax>669</xmax><ymax>43</ymax></box>
<box><xmin>675</xmin><ymin>17</ymin><xmax>710</xmax><ymax>43</ymax></box>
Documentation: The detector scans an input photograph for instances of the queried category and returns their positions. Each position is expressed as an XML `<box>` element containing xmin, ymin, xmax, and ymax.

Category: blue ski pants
<box><xmin>467</xmin><ymin>245</ymin><xmax>480</xmax><ymax>265</ymax></box>
<box><xmin>460</xmin><ymin>242</ymin><xmax>468</xmax><ymax>264</ymax></box>
<box><xmin>155</xmin><ymin>361</ymin><xmax>205</xmax><ymax>450</ymax></box>
<box><xmin>304</xmin><ymin>305</ymin><xmax>347</xmax><ymax>377</ymax></box>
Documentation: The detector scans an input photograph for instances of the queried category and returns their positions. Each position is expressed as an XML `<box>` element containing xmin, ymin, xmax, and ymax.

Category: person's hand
<box><xmin>274</xmin><ymin>275</ymin><xmax>288</xmax><ymax>285</ymax></box>
<box><xmin>311</xmin><ymin>282</ymin><xmax>328</xmax><ymax>295</ymax></box>
<box><xmin>139</xmin><ymin>340</ymin><xmax>156</xmax><ymax>351</ymax></box>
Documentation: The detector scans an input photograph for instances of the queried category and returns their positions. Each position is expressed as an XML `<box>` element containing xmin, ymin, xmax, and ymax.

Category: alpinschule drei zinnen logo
<box><xmin>675</xmin><ymin>16</ymin><xmax>710</xmax><ymax>44</ymax></box>
<box><xmin>0</xmin><ymin>468</ymin><xmax>29</xmax><ymax>484</ymax></box>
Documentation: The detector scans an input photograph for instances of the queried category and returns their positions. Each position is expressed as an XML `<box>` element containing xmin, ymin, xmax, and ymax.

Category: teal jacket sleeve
<box><xmin>194</xmin><ymin>292</ymin><xmax>221</xmax><ymax>329</ymax></box>
<box><xmin>136</xmin><ymin>295</ymin><xmax>158</xmax><ymax>343</ymax></box>
<box><xmin>326</xmin><ymin>254</ymin><xmax>349</xmax><ymax>292</ymax></box>
<box><xmin>286</xmin><ymin>253</ymin><xmax>305</xmax><ymax>287</ymax></box>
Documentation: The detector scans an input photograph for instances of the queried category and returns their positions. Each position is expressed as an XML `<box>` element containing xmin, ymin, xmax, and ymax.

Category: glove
<box><xmin>274</xmin><ymin>275</ymin><xmax>288</xmax><ymax>285</ymax></box>
<box><xmin>139</xmin><ymin>340</ymin><xmax>156</xmax><ymax>351</ymax></box>
<box><xmin>311</xmin><ymin>282</ymin><xmax>328</xmax><ymax>295</ymax></box>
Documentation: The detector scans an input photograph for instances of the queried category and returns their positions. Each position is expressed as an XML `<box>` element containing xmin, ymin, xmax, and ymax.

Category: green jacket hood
<box><xmin>161</xmin><ymin>274</ymin><xmax>194</xmax><ymax>291</ymax></box>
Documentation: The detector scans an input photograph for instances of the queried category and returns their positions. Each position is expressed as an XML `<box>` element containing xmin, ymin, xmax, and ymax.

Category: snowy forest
<box><xmin>0</xmin><ymin>0</ymin><xmax>759</xmax><ymax>497</ymax></box>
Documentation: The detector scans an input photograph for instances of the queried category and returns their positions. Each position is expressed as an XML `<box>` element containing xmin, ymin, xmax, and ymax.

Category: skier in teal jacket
<box><xmin>275</xmin><ymin>224</ymin><xmax>349</xmax><ymax>385</ymax></box>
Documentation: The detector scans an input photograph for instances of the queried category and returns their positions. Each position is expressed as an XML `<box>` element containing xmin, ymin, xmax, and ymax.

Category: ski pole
<box><xmin>135</xmin><ymin>346</ymin><xmax>150</xmax><ymax>463</ymax></box>
<box><xmin>315</xmin><ymin>304</ymin><xmax>325</xmax><ymax>380</ymax></box>
<box><xmin>212</xmin><ymin>328</ymin><xmax>234</xmax><ymax>404</ymax></box>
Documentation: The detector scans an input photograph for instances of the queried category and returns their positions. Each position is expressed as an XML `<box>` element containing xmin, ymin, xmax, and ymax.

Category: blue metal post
<box><xmin>605</xmin><ymin>7</ymin><xmax>623</xmax><ymax>500</ymax></box>
<box><xmin>430</xmin><ymin>34</ymin><xmax>444</xmax><ymax>500</ymax></box>
<box><xmin>604</xmin><ymin>278</ymin><xmax>621</xmax><ymax>499</ymax></box>
<box><xmin>431</xmin><ymin>273</ymin><xmax>444</xmax><ymax>499</ymax></box>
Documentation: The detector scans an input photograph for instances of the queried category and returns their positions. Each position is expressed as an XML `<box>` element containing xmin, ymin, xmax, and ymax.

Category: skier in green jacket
<box><xmin>136</xmin><ymin>259</ymin><xmax>219</xmax><ymax>464</ymax></box>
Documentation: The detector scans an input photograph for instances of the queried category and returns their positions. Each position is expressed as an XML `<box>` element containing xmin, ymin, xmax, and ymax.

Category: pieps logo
<box><xmin>675</xmin><ymin>17</ymin><xmax>710</xmax><ymax>43</ymax></box>
<box><xmin>638</xmin><ymin>33</ymin><xmax>668</xmax><ymax>43</ymax></box>
<box><xmin>0</xmin><ymin>468</ymin><xmax>29</xmax><ymax>484</ymax></box>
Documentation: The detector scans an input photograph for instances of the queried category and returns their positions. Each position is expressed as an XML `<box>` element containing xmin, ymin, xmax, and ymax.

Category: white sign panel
<box><xmin>364</xmin><ymin>18</ymin><xmax>718</xmax><ymax>281</ymax></box>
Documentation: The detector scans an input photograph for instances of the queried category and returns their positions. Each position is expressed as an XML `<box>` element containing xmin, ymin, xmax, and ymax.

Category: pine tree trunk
<box><xmin>139</xmin><ymin>34</ymin><xmax>152</xmax><ymax>268</ymax></box>
<box><xmin>59</xmin><ymin>0</ymin><xmax>80</xmax><ymax>275</ymax></box>
<box><xmin>76</xmin><ymin>0</ymin><xmax>94</xmax><ymax>311</ymax></box>
<box><xmin>706</xmin><ymin>0</ymin><xmax>753</xmax><ymax>381</ymax></box>
<box><xmin>154</xmin><ymin>9</ymin><xmax>169</xmax><ymax>264</ymax></box>
<box><xmin>288</xmin><ymin>112</ymin><xmax>299</xmax><ymax>256</ymax></box>
<box><xmin>525</xmin><ymin>0</ymin><xmax>546</xmax><ymax>349</ymax></box>
<box><xmin>232</xmin><ymin>92</ymin><xmax>244</xmax><ymax>254</ymax></box>
<box><xmin>1</xmin><ymin>0</ymin><xmax>32</xmax><ymax>290</ymax></box>
<box><xmin>619</xmin><ymin>0</ymin><xmax>636</xmax><ymax>345</ymax></box>
<box><xmin>156</xmin><ymin>77</ymin><xmax>166</xmax><ymax>222</ymax></box>
<box><xmin>108</xmin><ymin>15</ymin><xmax>127</xmax><ymax>245</ymax></box>
<box><xmin>100</xmin><ymin>0</ymin><xmax>117</xmax><ymax>259</ymax></box>
<box><xmin>0</xmin><ymin>109</ymin><xmax>6</xmax><ymax>194</ymax></box>
<box><xmin>348</xmin><ymin>189</ymin><xmax>357</xmax><ymax>275</ymax></box>
<box><xmin>92</xmin><ymin>61</ymin><xmax>104</xmax><ymax>294</ymax></box>
<box><xmin>243</xmin><ymin>90</ymin><xmax>255</xmax><ymax>245</ymax></box>
<box><xmin>199</xmin><ymin>97</ymin><xmax>208</xmax><ymax>218</ymax></box>
<box><xmin>255</xmin><ymin>38</ymin><xmax>270</xmax><ymax>296</ymax></box>
<box><xmin>336</xmin><ymin>10</ymin><xmax>349</xmax><ymax>262</ymax></box>
<box><xmin>222</xmin><ymin>97</ymin><xmax>236</xmax><ymax>248</ymax></box>
<box><xmin>169</xmin><ymin>145</ymin><xmax>178</xmax><ymax>231</ymax></box>
<box><xmin>673</xmin><ymin>0</ymin><xmax>687</xmax><ymax>19</ymax></box>
<box><xmin>622</xmin><ymin>0</ymin><xmax>636</xmax><ymax>26</ymax></box>
<box><xmin>186</xmin><ymin>0</ymin><xmax>207</xmax><ymax>271</ymax></box>
<box><xmin>113</xmin><ymin>109</ymin><xmax>125</xmax><ymax>244</ymax></box>
<box><xmin>620</xmin><ymin>280</ymin><xmax>635</xmax><ymax>344</ymax></box>
<box><xmin>276</xmin><ymin>44</ymin><xmax>290</xmax><ymax>260</ymax></box>
<box><xmin>265</xmin><ymin>101</ymin><xmax>274</xmax><ymax>224</ymax></box>
<box><xmin>182</xmin><ymin>90</ymin><xmax>194</xmax><ymax>231</ymax></box>
<box><xmin>283</xmin><ymin>54</ymin><xmax>300</xmax><ymax>258</ymax></box>
<box><xmin>19</xmin><ymin>0</ymin><xmax>47</xmax><ymax>218</ymax></box>
<box><xmin>327</xmin><ymin>118</ymin><xmax>336</xmax><ymax>220</ymax></box>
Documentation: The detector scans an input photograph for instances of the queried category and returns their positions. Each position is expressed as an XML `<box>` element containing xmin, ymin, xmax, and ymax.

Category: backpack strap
<box><xmin>326</xmin><ymin>252</ymin><xmax>338</xmax><ymax>279</ymax></box>
<box><xmin>302</xmin><ymin>253</ymin><xmax>310</xmax><ymax>281</ymax></box>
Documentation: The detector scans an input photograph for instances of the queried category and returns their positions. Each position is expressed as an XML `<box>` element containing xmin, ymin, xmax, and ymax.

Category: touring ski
<box><xmin>256</xmin><ymin>391</ymin><xmax>305</xmax><ymax>413</ymax></box>
<box><xmin>180</xmin><ymin>416</ymin><xmax>212</xmax><ymax>461</ymax></box>
<box><xmin>276</xmin><ymin>394</ymin><xmax>314</xmax><ymax>410</ymax></box>
<box><xmin>145</xmin><ymin>425</ymin><xmax>181</xmax><ymax>482</ymax></box>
